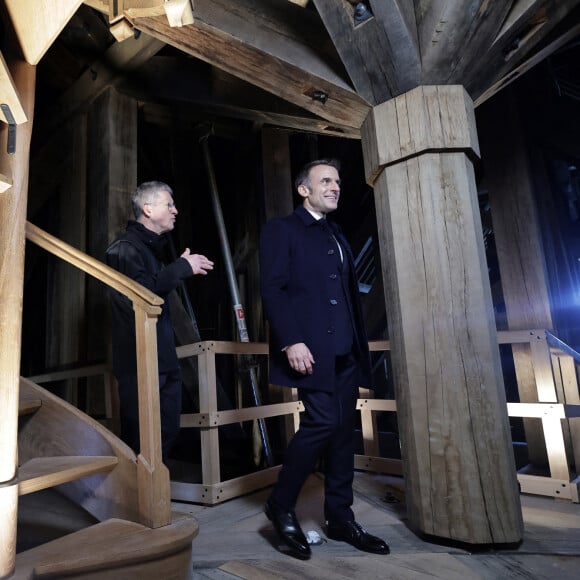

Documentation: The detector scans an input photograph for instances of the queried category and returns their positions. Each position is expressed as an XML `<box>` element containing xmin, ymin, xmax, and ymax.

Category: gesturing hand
<box><xmin>181</xmin><ymin>248</ymin><xmax>214</xmax><ymax>275</ymax></box>
<box><xmin>286</xmin><ymin>342</ymin><xmax>315</xmax><ymax>375</ymax></box>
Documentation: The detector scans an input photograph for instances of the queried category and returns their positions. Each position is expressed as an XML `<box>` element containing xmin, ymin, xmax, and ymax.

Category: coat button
<box><xmin>330</xmin><ymin>299</ymin><xmax>338</xmax><ymax>305</ymax></box>
<box><xmin>328</xmin><ymin>249</ymin><xmax>335</xmax><ymax>255</ymax></box>
<box><xmin>330</xmin><ymin>274</ymin><xmax>337</xmax><ymax>279</ymax></box>
<box><xmin>327</xmin><ymin>326</ymin><xmax>335</xmax><ymax>334</ymax></box>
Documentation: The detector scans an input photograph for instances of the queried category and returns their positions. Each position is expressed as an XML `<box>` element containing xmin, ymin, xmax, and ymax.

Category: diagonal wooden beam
<box><xmin>474</xmin><ymin>21</ymin><xmax>580</xmax><ymax>107</ymax></box>
<box><xmin>130</xmin><ymin>0</ymin><xmax>370</xmax><ymax>130</ymax></box>
<box><xmin>0</xmin><ymin>52</ymin><xmax>27</xmax><ymax>125</ymax></box>
<box><xmin>417</xmin><ymin>0</ymin><xmax>513</xmax><ymax>85</ymax></box>
<box><xmin>4</xmin><ymin>0</ymin><xmax>84</xmax><ymax>65</ymax></box>
<box><xmin>116</xmin><ymin>56</ymin><xmax>360</xmax><ymax>138</ymax></box>
<box><xmin>465</xmin><ymin>0</ymin><xmax>580</xmax><ymax>101</ymax></box>
<box><xmin>34</xmin><ymin>31</ymin><xmax>164</xmax><ymax>141</ymax></box>
<box><xmin>313</xmin><ymin>0</ymin><xmax>420</xmax><ymax>104</ymax></box>
<box><xmin>370</xmin><ymin>0</ymin><xmax>421</xmax><ymax>92</ymax></box>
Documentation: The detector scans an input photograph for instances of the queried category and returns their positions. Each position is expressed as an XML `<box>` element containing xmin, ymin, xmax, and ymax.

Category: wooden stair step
<box><xmin>18</xmin><ymin>456</ymin><xmax>118</xmax><ymax>496</ymax></box>
<box><xmin>18</xmin><ymin>398</ymin><xmax>42</xmax><ymax>416</ymax></box>
<box><xmin>15</xmin><ymin>512</ymin><xmax>198</xmax><ymax>579</ymax></box>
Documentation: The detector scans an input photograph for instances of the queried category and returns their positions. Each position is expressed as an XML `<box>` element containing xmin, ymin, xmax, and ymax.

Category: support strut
<box><xmin>200</xmin><ymin>135</ymin><xmax>273</xmax><ymax>467</ymax></box>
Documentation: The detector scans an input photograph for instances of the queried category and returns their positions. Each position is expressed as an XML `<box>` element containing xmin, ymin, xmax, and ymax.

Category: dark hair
<box><xmin>294</xmin><ymin>158</ymin><xmax>341</xmax><ymax>191</ymax></box>
<box><xmin>131</xmin><ymin>181</ymin><xmax>173</xmax><ymax>218</ymax></box>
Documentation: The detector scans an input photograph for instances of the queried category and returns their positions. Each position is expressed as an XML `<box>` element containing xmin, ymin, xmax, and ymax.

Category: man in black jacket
<box><xmin>260</xmin><ymin>160</ymin><xmax>389</xmax><ymax>558</ymax></box>
<box><xmin>106</xmin><ymin>181</ymin><xmax>213</xmax><ymax>460</ymax></box>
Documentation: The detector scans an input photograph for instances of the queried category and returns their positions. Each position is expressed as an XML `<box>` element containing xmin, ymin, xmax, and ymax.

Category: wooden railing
<box><xmin>358</xmin><ymin>330</ymin><xmax>580</xmax><ymax>502</ymax></box>
<box><xmin>173</xmin><ymin>340</ymin><xmax>302</xmax><ymax>504</ymax></box>
<box><xmin>25</xmin><ymin>221</ymin><xmax>171</xmax><ymax>527</ymax></box>
<box><xmin>173</xmin><ymin>331</ymin><xmax>580</xmax><ymax>505</ymax></box>
<box><xmin>27</xmin><ymin>362</ymin><xmax>117</xmax><ymax>429</ymax></box>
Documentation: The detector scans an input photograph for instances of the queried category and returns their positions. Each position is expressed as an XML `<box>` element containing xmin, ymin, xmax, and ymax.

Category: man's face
<box><xmin>142</xmin><ymin>189</ymin><xmax>178</xmax><ymax>234</ymax></box>
<box><xmin>298</xmin><ymin>164</ymin><xmax>341</xmax><ymax>216</ymax></box>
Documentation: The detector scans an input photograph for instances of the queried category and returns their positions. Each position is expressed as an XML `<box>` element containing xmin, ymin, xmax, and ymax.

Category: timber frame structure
<box><xmin>1</xmin><ymin>1</ymin><xmax>580</xmax><ymax>577</ymax></box>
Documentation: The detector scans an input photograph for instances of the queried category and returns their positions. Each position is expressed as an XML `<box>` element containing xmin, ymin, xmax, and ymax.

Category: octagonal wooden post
<box><xmin>362</xmin><ymin>85</ymin><xmax>523</xmax><ymax>544</ymax></box>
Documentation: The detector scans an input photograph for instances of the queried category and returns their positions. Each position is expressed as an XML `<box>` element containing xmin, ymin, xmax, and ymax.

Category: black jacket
<box><xmin>259</xmin><ymin>206</ymin><xmax>372</xmax><ymax>391</ymax></box>
<box><xmin>105</xmin><ymin>221</ymin><xmax>192</xmax><ymax>375</ymax></box>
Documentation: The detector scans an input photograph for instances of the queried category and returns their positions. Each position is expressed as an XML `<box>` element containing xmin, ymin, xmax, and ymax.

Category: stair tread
<box><xmin>18</xmin><ymin>455</ymin><xmax>118</xmax><ymax>496</ymax></box>
<box><xmin>18</xmin><ymin>398</ymin><xmax>42</xmax><ymax>416</ymax></box>
<box><xmin>15</xmin><ymin>512</ymin><xmax>198</xmax><ymax>579</ymax></box>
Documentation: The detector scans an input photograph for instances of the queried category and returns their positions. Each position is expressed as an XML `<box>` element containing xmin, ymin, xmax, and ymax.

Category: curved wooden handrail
<box><xmin>25</xmin><ymin>221</ymin><xmax>163</xmax><ymax>315</ymax></box>
<box><xmin>25</xmin><ymin>220</ymin><xmax>170</xmax><ymax>528</ymax></box>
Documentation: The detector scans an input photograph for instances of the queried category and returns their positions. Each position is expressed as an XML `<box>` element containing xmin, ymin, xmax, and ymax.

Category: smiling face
<box><xmin>140</xmin><ymin>189</ymin><xmax>178</xmax><ymax>234</ymax></box>
<box><xmin>298</xmin><ymin>163</ymin><xmax>341</xmax><ymax>216</ymax></box>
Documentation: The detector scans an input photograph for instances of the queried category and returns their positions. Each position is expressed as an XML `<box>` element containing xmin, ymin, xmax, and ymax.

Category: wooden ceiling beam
<box><xmin>370</xmin><ymin>0</ymin><xmax>421</xmax><ymax>93</ymax></box>
<box><xmin>130</xmin><ymin>0</ymin><xmax>370</xmax><ymax>130</ymax></box>
<box><xmin>465</xmin><ymin>0</ymin><xmax>580</xmax><ymax>101</ymax></box>
<box><xmin>474</xmin><ymin>21</ymin><xmax>580</xmax><ymax>107</ymax></box>
<box><xmin>140</xmin><ymin>101</ymin><xmax>359</xmax><ymax>140</ymax></box>
<box><xmin>116</xmin><ymin>56</ymin><xmax>360</xmax><ymax>138</ymax></box>
<box><xmin>312</xmin><ymin>0</ymin><xmax>420</xmax><ymax>104</ymax></box>
<box><xmin>0</xmin><ymin>52</ymin><xmax>27</xmax><ymax>125</ymax></box>
<box><xmin>495</xmin><ymin>0</ymin><xmax>550</xmax><ymax>41</ymax></box>
<box><xmin>4</xmin><ymin>0</ymin><xmax>84</xmax><ymax>65</ymax></box>
<box><xmin>418</xmin><ymin>0</ymin><xmax>513</xmax><ymax>85</ymax></box>
<box><xmin>34</xmin><ymin>32</ymin><xmax>164</xmax><ymax>140</ymax></box>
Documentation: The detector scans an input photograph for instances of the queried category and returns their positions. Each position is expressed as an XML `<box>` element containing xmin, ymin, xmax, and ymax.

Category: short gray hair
<box><xmin>131</xmin><ymin>181</ymin><xmax>173</xmax><ymax>218</ymax></box>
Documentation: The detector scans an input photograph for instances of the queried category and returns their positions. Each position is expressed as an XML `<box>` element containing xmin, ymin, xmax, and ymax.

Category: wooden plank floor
<box><xmin>17</xmin><ymin>471</ymin><xmax>580</xmax><ymax>578</ymax></box>
<box><xmin>172</xmin><ymin>472</ymin><xmax>580</xmax><ymax>579</ymax></box>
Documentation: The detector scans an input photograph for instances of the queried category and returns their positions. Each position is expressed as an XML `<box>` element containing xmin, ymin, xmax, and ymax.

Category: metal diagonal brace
<box><xmin>1</xmin><ymin>104</ymin><xmax>16</xmax><ymax>154</ymax></box>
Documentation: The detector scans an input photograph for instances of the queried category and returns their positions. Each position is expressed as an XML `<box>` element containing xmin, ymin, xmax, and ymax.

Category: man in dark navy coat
<box><xmin>260</xmin><ymin>159</ymin><xmax>389</xmax><ymax>558</ymax></box>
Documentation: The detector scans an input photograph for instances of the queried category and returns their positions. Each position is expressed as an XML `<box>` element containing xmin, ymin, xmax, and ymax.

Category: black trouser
<box><xmin>270</xmin><ymin>354</ymin><xmax>359</xmax><ymax>523</ymax></box>
<box><xmin>116</xmin><ymin>366</ymin><xmax>182</xmax><ymax>461</ymax></box>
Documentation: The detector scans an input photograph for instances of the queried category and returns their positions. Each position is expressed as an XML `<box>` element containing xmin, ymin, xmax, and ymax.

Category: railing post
<box><xmin>528</xmin><ymin>332</ymin><xmax>570</xmax><ymax>481</ymax></box>
<box><xmin>557</xmin><ymin>354</ymin><xmax>580</xmax><ymax>472</ymax></box>
<box><xmin>197</xmin><ymin>342</ymin><xmax>221</xmax><ymax>487</ymax></box>
<box><xmin>358</xmin><ymin>388</ymin><xmax>380</xmax><ymax>457</ymax></box>
<box><xmin>134</xmin><ymin>306</ymin><xmax>171</xmax><ymax>528</ymax></box>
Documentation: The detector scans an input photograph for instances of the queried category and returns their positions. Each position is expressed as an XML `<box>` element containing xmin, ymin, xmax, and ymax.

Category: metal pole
<box><xmin>200</xmin><ymin>135</ymin><xmax>273</xmax><ymax>466</ymax></box>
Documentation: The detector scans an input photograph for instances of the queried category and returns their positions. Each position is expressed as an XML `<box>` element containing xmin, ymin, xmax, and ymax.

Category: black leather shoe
<box><xmin>326</xmin><ymin>520</ymin><xmax>390</xmax><ymax>554</ymax></box>
<box><xmin>265</xmin><ymin>499</ymin><xmax>311</xmax><ymax>559</ymax></box>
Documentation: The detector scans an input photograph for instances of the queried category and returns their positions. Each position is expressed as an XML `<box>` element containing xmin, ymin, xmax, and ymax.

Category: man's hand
<box><xmin>286</xmin><ymin>342</ymin><xmax>315</xmax><ymax>375</ymax></box>
<box><xmin>181</xmin><ymin>248</ymin><xmax>214</xmax><ymax>275</ymax></box>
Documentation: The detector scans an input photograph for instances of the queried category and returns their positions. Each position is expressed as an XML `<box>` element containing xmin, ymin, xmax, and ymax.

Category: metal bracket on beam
<box><xmin>1</xmin><ymin>104</ymin><xmax>16</xmax><ymax>154</ymax></box>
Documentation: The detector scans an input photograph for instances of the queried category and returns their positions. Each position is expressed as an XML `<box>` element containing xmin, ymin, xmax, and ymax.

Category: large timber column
<box><xmin>0</xmin><ymin>58</ymin><xmax>35</xmax><ymax>579</ymax></box>
<box><xmin>362</xmin><ymin>85</ymin><xmax>523</xmax><ymax>544</ymax></box>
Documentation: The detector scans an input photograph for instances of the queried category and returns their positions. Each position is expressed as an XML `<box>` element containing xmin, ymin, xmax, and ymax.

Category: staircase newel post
<box><xmin>134</xmin><ymin>305</ymin><xmax>171</xmax><ymax>528</ymax></box>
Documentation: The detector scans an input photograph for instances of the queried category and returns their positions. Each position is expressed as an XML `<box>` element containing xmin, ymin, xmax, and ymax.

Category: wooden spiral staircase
<box><xmin>2</xmin><ymin>223</ymin><xmax>199</xmax><ymax>580</ymax></box>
